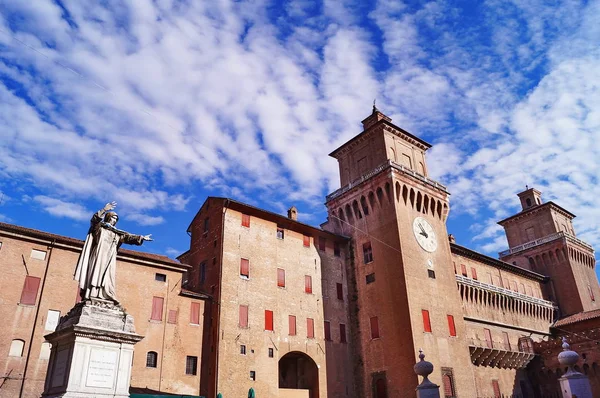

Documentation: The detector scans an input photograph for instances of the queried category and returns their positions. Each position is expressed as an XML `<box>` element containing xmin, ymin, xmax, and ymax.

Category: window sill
<box><xmin>240</xmin><ymin>276</ymin><xmax>250</xmax><ymax>280</ymax></box>
<box><xmin>189</xmin><ymin>323</ymin><xmax>200</xmax><ymax>327</ymax></box>
<box><xmin>17</xmin><ymin>303</ymin><xmax>36</xmax><ymax>308</ymax></box>
<box><xmin>148</xmin><ymin>320</ymin><xmax>163</xmax><ymax>324</ymax></box>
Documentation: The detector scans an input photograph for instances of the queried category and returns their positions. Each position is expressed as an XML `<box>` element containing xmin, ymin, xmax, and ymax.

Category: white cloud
<box><xmin>33</xmin><ymin>196</ymin><xmax>90</xmax><ymax>221</ymax></box>
<box><xmin>127</xmin><ymin>213</ymin><xmax>165</xmax><ymax>226</ymax></box>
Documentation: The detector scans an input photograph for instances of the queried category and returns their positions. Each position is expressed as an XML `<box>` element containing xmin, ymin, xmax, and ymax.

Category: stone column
<box><xmin>414</xmin><ymin>350</ymin><xmax>440</xmax><ymax>398</ymax></box>
<box><xmin>42</xmin><ymin>299</ymin><xmax>143</xmax><ymax>398</ymax></box>
<box><xmin>557</xmin><ymin>337</ymin><xmax>593</xmax><ymax>398</ymax></box>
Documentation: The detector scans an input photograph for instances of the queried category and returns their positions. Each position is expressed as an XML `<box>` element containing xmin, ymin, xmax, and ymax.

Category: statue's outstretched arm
<box><xmin>93</xmin><ymin>201</ymin><xmax>117</xmax><ymax>224</ymax></box>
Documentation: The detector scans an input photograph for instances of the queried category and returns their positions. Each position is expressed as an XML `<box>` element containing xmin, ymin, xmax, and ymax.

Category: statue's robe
<box><xmin>74</xmin><ymin>210</ymin><xmax>143</xmax><ymax>302</ymax></box>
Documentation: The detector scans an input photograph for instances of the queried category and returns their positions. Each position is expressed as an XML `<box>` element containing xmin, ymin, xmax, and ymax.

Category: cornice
<box><xmin>498</xmin><ymin>202</ymin><xmax>576</xmax><ymax>226</ymax></box>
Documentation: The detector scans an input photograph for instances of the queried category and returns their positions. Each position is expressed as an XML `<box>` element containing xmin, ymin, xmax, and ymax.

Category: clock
<box><xmin>413</xmin><ymin>217</ymin><xmax>437</xmax><ymax>253</ymax></box>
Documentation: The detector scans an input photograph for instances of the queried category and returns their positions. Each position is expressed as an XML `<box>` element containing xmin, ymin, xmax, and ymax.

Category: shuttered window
<box><xmin>339</xmin><ymin>323</ymin><xmax>347</xmax><ymax>343</ymax></box>
<box><xmin>305</xmin><ymin>275</ymin><xmax>312</xmax><ymax>294</ymax></box>
<box><xmin>484</xmin><ymin>328</ymin><xmax>493</xmax><ymax>348</ymax></box>
<box><xmin>303</xmin><ymin>235</ymin><xmax>310</xmax><ymax>247</ymax></box>
<box><xmin>589</xmin><ymin>285</ymin><xmax>596</xmax><ymax>301</ymax></box>
<box><xmin>492</xmin><ymin>380</ymin><xmax>501</xmax><ymax>398</ymax></box>
<box><xmin>151</xmin><ymin>297</ymin><xmax>164</xmax><ymax>321</ymax></box>
<box><xmin>471</xmin><ymin>267</ymin><xmax>478</xmax><ymax>280</ymax></box>
<box><xmin>441</xmin><ymin>368</ymin><xmax>456</xmax><ymax>398</ymax></box>
<box><xmin>447</xmin><ymin>315</ymin><xmax>456</xmax><ymax>337</ymax></box>
<box><xmin>502</xmin><ymin>332</ymin><xmax>511</xmax><ymax>350</ymax></box>
<box><xmin>324</xmin><ymin>321</ymin><xmax>331</xmax><ymax>341</ymax></box>
<box><xmin>460</xmin><ymin>264</ymin><xmax>467</xmax><ymax>276</ymax></box>
<box><xmin>336</xmin><ymin>283</ymin><xmax>343</xmax><ymax>300</ymax></box>
<box><xmin>265</xmin><ymin>310</ymin><xmax>274</xmax><ymax>331</ymax></box>
<box><xmin>190</xmin><ymin>303</ymin><xmax>200</xmax><ymax>325</ymax></box>
<box><xmin>240</xmin><ymin>258</ymin><xmax>249</xmax><ymax>278</ymax></box>
<box><xmin>20</xmin><ymin>276</ymin><xmax>41</xmax><ymax>305</ymax></box>
<box><xmin>370</xmin><ymin>316</ymin><xmax>380</xmax><ymax>339</ymax></box>
<box><xmin>334</xmin><ymin>242</ymin><xmax>340</xmax><ymax>257</ymax></box>
<box><xmin>422</xmin><ymin>310</ymin><xmax>431</xmax><ymax>332</ymax></box>
<box><xmin>239</xmin><ymin>305</ymin><xmax>248</xmax><ymax>328</ymax></box>
<box><xmin>363</xmin><ymin>242</ymin><xmax>373</xmax><ymax>263</ymax></box>
<box><xmin>146</xmin><ymin>351</ymin><xmax>158</xmax><ymax>368</ymax></box>
<box><xmin>307</xmin><ymin>318</ymin><xmax>314</xmax><ymax>338</ymax></box>
<box><xmin>288</xmin><ymin>315</ymin><xmax>296</xmax><ymax>335</ymax></box>
<box><xmin>241</xmin><ymin>214</ymin><xmax>250</xmax><ymax>227</ymax></box>
<box><xmin>318</xmin><ymin>237</ymin><xmax>326</xmax><ymax>251</ymax></box>
<box><xmin>168</xmin><ymin>310</ymin><xmax>178</xmax><ymax>324</ymax></box>
<box><xmin>186</xmin><ymin>356</ymin><xmax>198</xmax><ymax>375</ymax></box>
<box><xmin>277</xmin><ymin>268</ymin><xmax>285</xmax><ymax>288</ymax></box>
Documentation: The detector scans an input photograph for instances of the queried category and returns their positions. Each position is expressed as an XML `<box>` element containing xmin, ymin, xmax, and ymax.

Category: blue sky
<box><xmin>0</xmin><ymin>0</ymin><xmax>599</xmax><ymax>278</ymax></box>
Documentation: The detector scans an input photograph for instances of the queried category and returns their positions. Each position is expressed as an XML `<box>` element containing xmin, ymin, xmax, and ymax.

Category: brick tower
<box><xmin>498</xmin><ymin>187</ymin><xmax>599</xmax><ymax>317</ymax></box>
<box><xmin>324</xmin><ymin>107</ymin><xmax>477</xmax><ymax>397</ymax></box>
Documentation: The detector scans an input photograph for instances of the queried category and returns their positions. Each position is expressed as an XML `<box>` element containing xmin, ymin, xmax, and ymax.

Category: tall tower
<box><xmin>498</xmin><ymin>187</ymin><xmax>599</xmax><ymax>317</ymax></box>
<box><xmin>324</xmin><ymin>107</ymin><xmax>476</xmax><ymax>397</ymax></box>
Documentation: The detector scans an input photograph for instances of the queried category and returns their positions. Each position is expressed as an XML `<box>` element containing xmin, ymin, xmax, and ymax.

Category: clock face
<box><xmin>413</xmin><ymin>217</ymin><xmax>437</xmax><ymax>253</ymax></box>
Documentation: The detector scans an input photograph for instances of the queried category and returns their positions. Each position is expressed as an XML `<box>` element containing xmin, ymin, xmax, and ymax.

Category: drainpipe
<box><xmin>214</xmin><ymin>199</ymin><xmax>229</xmax><ymax>397</ymax></box>
<box><xmin>19</xmin><ymin>239</ymin><xmax>55</xmax><ymax>398</ymax></box>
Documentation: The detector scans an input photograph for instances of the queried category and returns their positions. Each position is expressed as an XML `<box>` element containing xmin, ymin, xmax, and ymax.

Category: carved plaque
<box><xmin>86</xmin><ymin>348</ymin><xmax>118</xmax><ymax>388</ymax></box>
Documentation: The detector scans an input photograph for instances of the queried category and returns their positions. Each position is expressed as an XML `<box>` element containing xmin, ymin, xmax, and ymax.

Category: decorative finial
<box><xmin>418</xmin><ymin>348</ymin><xmax>425</xmax><ymax>361</ymax></box>
<box><xmin>557</xmin><ymin>336</ymin><xmax>579</xmax><ymax>371</ymax></box>
<box><xmin>526</xmin><ymin>184</ymin><xmax>529</xmax><ymax>190</ymax></box>
<box><xmin>562</xmin><ymin>336</ymin><xmax>570</xmax><ymax>351</ymax></box>
<box><xmin>373</xmin><ymin>98</ymin><xmax>378</xmax><ymax>113</ymax></box>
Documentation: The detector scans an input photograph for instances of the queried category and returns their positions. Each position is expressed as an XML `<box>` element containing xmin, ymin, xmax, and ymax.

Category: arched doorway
<box><xmin>278</xmin><ymin>351</ymin><xmax>319</xmax><ymax>398</ymax></box>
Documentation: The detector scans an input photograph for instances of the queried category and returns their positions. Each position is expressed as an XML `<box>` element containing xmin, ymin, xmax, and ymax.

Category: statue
<box><xmin>74</xmin><ymin>202</ymin><xmax>152</xmax><ymax>303</ymax></box>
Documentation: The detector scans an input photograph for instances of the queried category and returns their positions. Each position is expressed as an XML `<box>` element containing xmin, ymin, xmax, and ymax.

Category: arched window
<box><xmin>39</xmin><ymin>342</ymin><xmax>51</xmax><ymax>360</ymax></box>
<box><xmin>376</xmin><ymin>187</ymin><xmax>384</xmax><ymax>205</ymax></box>
<box><xmin>338</xmin><ymin>208</ymin><xmax>345</xmax><ymax>222</ymax></box>
<box><xmin>352</xmin><ymin>200</ymin><xmax>362</xmax><ymax>219</ymax></box>
<box><xmin>345</xmin><ymin>204</ymin><xmax>354</xmax><ymax>223</ymax></box>
<box><xmin>402</xmin><ymin>185</ymin><xmax>408</xmax><ymax>204</ymax></box>
<box><xmin>9</xmin><ymin>339</ymin><xmax>25</xmax><ymax>357</ymax></box>
<box><xmin>526</xmin><ymin>198</ymin><xmax>532</xmax><ymax>207</ymax></box>
<box><xmin>368</xmin><ymin>192</ymin><xmax>376</xmax><ymax>210</ymax></box>
<box><xmin>416</xmin><ymin>192</ymin><xmax>422</xmax><ymax>212</ymax></box>
<box><xmin>146</xmin><ymin>351</ymin><xmax>158</xmax><ymax>368</ymax></box>
<box><xmin>360</xmin><ymin>196</ymin><xmax>369</xmax><ymax>216</ymax></box>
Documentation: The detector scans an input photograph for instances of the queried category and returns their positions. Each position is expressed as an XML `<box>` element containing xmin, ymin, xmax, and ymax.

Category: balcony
<box><xmin>499</xmin><ymin>231</ymin><xmax>594</xmax><ymax>257</ymax></box>
<box><xmin>468</xmin><ymin>338</ymin><xmax>535</xmax><ymax>369</ymax></box>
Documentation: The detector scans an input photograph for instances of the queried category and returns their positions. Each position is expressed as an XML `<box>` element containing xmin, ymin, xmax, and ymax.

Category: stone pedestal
<box><xmin>558</xmin><ymin>372</ymin><xmax>593</xmax><ymax>398</ymax></box>
<box><xmin>42</xmin><ymin>299</ymin><xmax>143</xmax><ymax>398</ymax></box>
<box><xmin>414</xmin><ymin>350</ymin><xmax>440</xmax><ymax>398</ymax></box>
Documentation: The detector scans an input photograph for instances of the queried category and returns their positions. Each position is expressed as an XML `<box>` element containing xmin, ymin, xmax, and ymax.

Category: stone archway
<box><xmin>278</xmin><ymin>351</ymin><xmax>319</xmax><ymax>398</ymax></box>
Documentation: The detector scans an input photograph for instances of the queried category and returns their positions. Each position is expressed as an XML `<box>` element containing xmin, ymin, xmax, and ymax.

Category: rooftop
<box><xmin>553</xmin><ymin>308</ymin><xmax>600</xmax><ymax>328</ymax></box>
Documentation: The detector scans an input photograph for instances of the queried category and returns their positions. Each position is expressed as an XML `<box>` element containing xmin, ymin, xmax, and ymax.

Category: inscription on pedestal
<box><xmin>86</xmin><ymin>348</ymin><xmax>118</xmax><ymax>388</ymax></box>
<box><xmin>51</xmin><ymin>348</ymin><xmax>70</xmax><ymax>388</ymax></box>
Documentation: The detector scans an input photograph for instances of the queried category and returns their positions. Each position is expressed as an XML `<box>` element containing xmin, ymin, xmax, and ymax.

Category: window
<box><xmin>484</xmin><ymin>328</ymin><xmax>493</xmax><ymax>348</ymax></box>
<box><xmin>277</xmin><ymin>227</ymin><xmax>284</xmax><ymax>239</ymax></box>
<box><xmin>240</xmin><ymin>258</ymin><xmax>249</xmax><ymax>278</ymax></box>
<box><xmin>373</xmin><ymin>373</ymin><xmax>388</xmax><ymax>398</ymax></box>
<box><xmin>363</xmin><ymin>242</ymin><xmax>373</xmax><ymax>263</ymax></box>
<box><xmin>265</xmin><ymin>310</ymin><xmax>274</xmax><ymax>331</ymax></box>
<box><xmin>370</xmin><ymin>316</ymin><xmax>380</xmax><ymax>339</ymax></box>
<box><xmin>288</xmin><ymin>315</ymin><xmax>296</xmax><ymax>336</ymax></box>
<box><xmin>307</xmin><ymin>318</ymin><xmax>315</xmax><ymax>338</ymax></box>
<box><xmin>447</xmin><ymin>315</ymin><xmax>456</xmax><ymax>337</ymax></box>
<box><xmin>268</xmin><ymin>348</ymin><xmax>274</xmax><ymax>358</ymax></box>
<box><xmin>471</xmin><ymin>267</ymin><xmax>477</xmax><ymax>280</ymax></box>
<box><xmin>277</xmin><ymin>268</ymin><xmax>285</xmax><ymax>288</ymax></box>
<box><xmin>324</xmin><ymin>321</ymin><xmax>331</xmax><ymax>341</ymax></box>
<box><xmin>203</xmin><ymin>217</ymin><xmax>209</xmax><ymax>233</ymax></box>
<box><xmin>39</xmin><ymin>342</ymin><xmax>51</xmax><ymax>360</ymax></box>
<box><xmin>155</xmin><ymin>273</ymin><xmax>166</xmax><ymax>282</ymax></box>
<box><xmin>422</xmin><ymin>310</ymin><xmax>431</xmax><ymax>332</ymax></box>
<box><xmin>45</xmin><ymin>310</ymin><xmax>61</xmax><ymax>331</ymax></box>
<box><xmin>340</xmin><ymin>323</ymin><xmax>347</xmax><ymax>343</ymax></box>
<box><xmin>502</xmin><ymin>332</ymin><xmax>511</xmax><ymax>350</ymax></box>
<box><xmin>242</xmin><ymin>214</ymin><xmax>250</xmax><ymax>228</ymax></box>
<box><xmin>366</xmin><ymin>273</ymin><xmax>376</xmax><ymax>284</ymax></box>
<box><xmin>168</xmin><ymin>310</ymin><xmax>178</xmax><ymax>324</ymax></box>
<box><xmin>303</xmin><ymin>235</ymin><xmax>310</xmax><ymax>247</ymax></box>
<box><xmin>318</xmin><ymin>237</ymin><xmax>326</xmax><ymax>251</ymax></box>
<box><xmin>30</xmin><ymin>249</ymin><xmax>46</xmax><ymax>260</ymax></box>
<box><xmin>20</xmin><ymin>276</ymin><xmax>41</xmax><ymax>305</ymax></box>
<box><xmin>441</xmin><ymin>367</ymin><xmax>456</xmax><ymax>398</ymax></box>
<box><xmin>151</xmin><ymin>297</ymin><xmax>164</xmax><ymax>321</ymax></box>
<box><xmin>518</xmin><ymin>337</ymin><xmax>534</xmax><ymax>353</ymax></box>
<box><xmin>9</xmin><ymin>339</ymin><xmax>24</xmax><ymax>357</ymax></box>
<box><xmin>240</xmin><ymin>345</ymin><xmax>246</xmax><ymax>355</ymax></box>
<box><xmin>460</xmin><ymin>264</ymin><xmax>467</xmax><ymax>277</ymax></box>
<box><xmin>492</xmin><ymin>380</ymin><xmax>501</xmax><ymax>398</ymax></box>
<box><xmin>427</xmin><ymin>270</ymin><xmax>436</xmax><ymax>279</ymax></box>
<box><xmin>305</xmin><ymin>275</ymin><xmax>312</xmax><ymax>294</ymax></box>
<box><xmin>589</xmin><ymin>285</ymin><xmax>596</xmax><ymax>302</ymax></box>
<box><xmin>185</xmin><ymin>356</ymin><xmax>198</xmax><ymax>375</ymax></box>
<box><xmin>239</xmin><ymin>305</ymin><xmax>249</xmax><ymax>328</ymax></box>
<box><xmin>190</xmin><ymin>302</ymin><xmax>200</xmax><ymax>325</ymax></box>
<box><xmin>200</xmin><ymin>262</ymin><xmax>206</xmax><ymax>284</ymax></box>
<box><xmin>334</xmin><ymin>242</ymin><xmax>341</xmax><ymax>257</ymax></box>
<box><xmin>336</xmin><ymin>283</ymin><xmax>343</xmax><ymax>300</ymax></box>
<box><xmin>511</xmin><ymin>281</ymin><xmax>518</xmax><ymax>291</ymax></box>
<box><xmin>146</xmin><ymin>351</ymin><xmax>158</xmax><ymax>368</ymax></box>
<box><xmin>249</xmin><ymin>371</ymin><xmax>256</xmax><ymax>381</ymax></box>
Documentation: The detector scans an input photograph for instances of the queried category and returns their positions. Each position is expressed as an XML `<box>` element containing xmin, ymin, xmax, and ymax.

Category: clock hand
<box><xmin>418</xmin><ymin>224</ymin><xmax>428</xmax><ymax>238</ymax></box>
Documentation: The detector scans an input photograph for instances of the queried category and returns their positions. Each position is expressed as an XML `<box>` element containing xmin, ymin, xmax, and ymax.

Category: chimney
<box><xmin>287</xmin><ymin>206</ymin><xmax>298</xmax><ymax>221</ymax></box>
<box><xmin>448</xmin><ymin>234</ymin><xmax>456</xmax><ymax>244</ymax></box>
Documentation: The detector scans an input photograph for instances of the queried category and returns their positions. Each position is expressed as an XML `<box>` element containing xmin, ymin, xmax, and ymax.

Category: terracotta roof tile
<box><xmin>553</xmin><ymin>308</ymin><xmax>600</xmax><ymax>327</ymax></box>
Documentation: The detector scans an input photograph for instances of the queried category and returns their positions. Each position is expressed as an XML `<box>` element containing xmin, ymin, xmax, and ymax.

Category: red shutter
<box><xmin>484</xmin><ymin>328</ymin><xmax>493</xmax><ymax>348</ymax></box>
<box><xmin>324</xmin><ymin>321</ymin><xmax>331</xmax><ymax>341</ymax></box>
<box><xmin>339</xmin><ymin>323</ymin><xmax>347</xmax><ymax>343</ymax></box>
<box><xmin>288</xmin><ymin>315</ymin><xmax>296</xmax><ymax>335</ymax></box>
<box><xmin>370</xmin><ymin>316</ymin><xmax>380</xmax><ymax>339</ymax></box>
<box><xmin>336</xmin><ymin>283</ymin><xmax>343</xmax><ymax>300</ymax></box>
<box><xmin>265</xmin><ymin>310</ymin><xmax>273</xmax><ymax>331</ymax></box>
<box><xmin>190</xmin><ymin>302</ymin><xmax>200</xmax><ymax>324</ymax></box>
<box><xmin>303</xmin><ymin>235</ymin><xmax>310</xmax><ymax>247</ymax></box>
<box><xmin>589</xmin><ymin>285</ymin><xmax>595</xmax><ymax>301</ymax></box>
<box><xmin>240</xmin><ymin>258</ymin><xmax>249</xmax><ymax>277</ymax></box>
<box><xmin>307</xmin><ymin>318</ymin><xmax>314</xmax><ymax>338</ymax></box>
<box><xmin>168</xmin><ymin>309</ymin><xmax>178</xmax><ymax>324</ymax></box>
<box><xmin>277</xmin><ymin>268</ymin><xmax>285</xmax><ymax>287</ymax></box>
<box><xmin>447</xmin><ymin>315</ymin><xmax>456</xmax><ymax>336</ymax></box>
<box><xmin>305</xmin><ymin>275</ymin><xmax>312</xmax><ymax>294</ymax></box>
<box><xmin>461</xmin><ymin>264</ymin><xmax>467</xmax><ymax>276</ymax></box>
<box><xmin>492</xmin><ymin>380</ymin><xmax>501</xmax><ymax>398</ymax></box>
<box><xmin>20</xmin><ymin>276</ymin><xmax>41</xmax><ymax>305</ymax></box>
<box><xmin>503</xmin><ymin>332</ymin><xmax>511</xmax><ymax>350</ymax></box>
<box><xmin>241</xmin><ymin>214</ymin><xmax>250</xmax><ymax>227</ymax></box>
<box><xmin>442</xmin><ymin>374</ymin><xmax>453</xmax><ymax>397</ymax></box>
<box><xmin>422</xmin><ymin>310</ymin><xmax>431</xmax><ymax>332</ymax></box>
<box><xmin>151</xmin><ymin>297</ymin><xmax>164</xmax><ymax>321</ymax></box>
<box><xmin>239</xmin><ymin>305</ymin><xmax>248</xmax><ymax>328</ymax></box>
<box><xmin>471</xmin><ymin>267</ymin><xmax>478</xmax><ymax>280</ymax></box>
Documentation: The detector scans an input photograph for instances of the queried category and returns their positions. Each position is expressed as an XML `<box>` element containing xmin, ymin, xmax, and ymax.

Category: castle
<box><xmin>1</xmin><ymin>107</ymin><xmax>599</xmax><ymax>397</ymax></box>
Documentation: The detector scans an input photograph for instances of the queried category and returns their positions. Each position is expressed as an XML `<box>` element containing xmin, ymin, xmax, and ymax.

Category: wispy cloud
<box><xmin>33</xmin><ymin>196</ymin><xmax>90</xmax><ymax>222</ymax></box>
